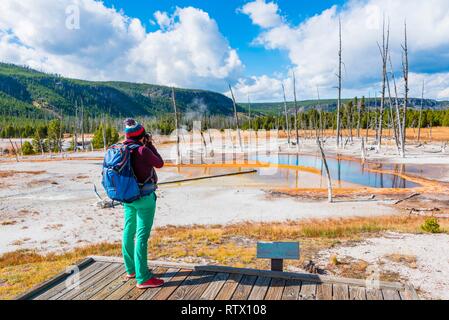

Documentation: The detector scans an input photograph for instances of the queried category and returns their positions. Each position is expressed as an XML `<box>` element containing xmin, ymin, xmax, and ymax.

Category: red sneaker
<box><xmin>136</xmin><ymin>277</ymin><xmax>164</xmax><ymax>289</ymax></box>
<box><xmin>125</xmin><ymin>273</ymin><xmax>135</xmax><ymax>280</ymax></box>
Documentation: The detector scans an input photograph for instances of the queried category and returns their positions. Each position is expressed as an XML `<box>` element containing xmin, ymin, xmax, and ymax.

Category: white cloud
<box><xmin>0</xmin><ymin>0</ymin><xmax>242</xmax><ymax>91</ymax></box>
<box><xmin>237</xmin><ymin>0</ymin><xmax>449</xmax><ymax>101</ymax></box>
<box><xmin>126</xmin><ymin>7</ymin><xmax>242</xmax><ymax>88</ymax></box>
<box><xmin>153</xmin><ymin>11</ymin><xmax>172</xmax><ymax>30</ymax></box>
<box><xmin>239</xmin><ymin>0</ymin><xmax>283</xmax><ymax>29</ymax></box>
<box><xmin>229</xmin><ymin>75</ymin><xmax>284</xmax><ymax>102</ymax></box>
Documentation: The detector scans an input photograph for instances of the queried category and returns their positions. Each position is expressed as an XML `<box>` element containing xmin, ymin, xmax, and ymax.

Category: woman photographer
<box><xmin>122</xmin><ymin>118</ymin><xmax>164</xmax><ymax>289</ymax></box>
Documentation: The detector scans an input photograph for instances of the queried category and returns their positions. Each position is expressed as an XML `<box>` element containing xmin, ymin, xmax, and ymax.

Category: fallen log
<box><xmin>158</xmin><ymin>169</ymin><xmax>257</xmax><ymax>186</ymax></box>
<box><xmin>394</xmin><ymin>192</ymin><xmax>420</xmax><ymax>205</ymax></box>
<box><xmin>93</xmin><ymin>170</ymin><xmax>258</xmax><ymax>208</ymax></box>
<box><xmin>406</xmin><ymin>207</ymin><xmax>440</xmax><ymax>212</ymax></box>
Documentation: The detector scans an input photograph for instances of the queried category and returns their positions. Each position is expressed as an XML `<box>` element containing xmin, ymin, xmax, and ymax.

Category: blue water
<box><xmin>253</xmin><ymin>153</ymin><xmax>420</xmax><ymax>188</ymax></box>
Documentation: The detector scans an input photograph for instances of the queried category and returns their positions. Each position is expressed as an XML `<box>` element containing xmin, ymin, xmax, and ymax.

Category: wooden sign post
<box><xmin>257</xmin><ymin>242</ymin><xmax>300</xmax><ymax>272</ymax></box>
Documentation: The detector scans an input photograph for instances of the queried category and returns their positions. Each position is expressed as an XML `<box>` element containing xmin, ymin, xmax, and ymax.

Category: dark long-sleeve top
<box><xmin>124</xmin><ymin>138</ymin><xmax>164</xmax><ymax>184</ymax></box>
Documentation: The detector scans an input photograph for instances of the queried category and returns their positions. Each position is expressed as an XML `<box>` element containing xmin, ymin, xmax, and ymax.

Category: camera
<box><xmin>143</xmin><ymin>132</ymin><xmax>153</xmax><ymax>145</ymax></box>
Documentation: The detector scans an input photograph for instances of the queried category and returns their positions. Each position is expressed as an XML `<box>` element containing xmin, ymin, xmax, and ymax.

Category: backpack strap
<box><xmin>125</xmin><ymin>143</ymin><xmax>157</xmax><ymax>187</ymax></box>
<box><xmin>127</xmin><ymin>144</ymin><xmax>141</xmax><ymax>151</ymax></box>
<box><xmin>141</xmin><ymin>168</ymin><xmax>156</xmax><ymax>185</ymax></box>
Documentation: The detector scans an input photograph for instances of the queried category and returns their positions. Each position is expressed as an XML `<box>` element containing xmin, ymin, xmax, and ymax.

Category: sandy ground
<box><xmin>0</xmin><ymin>154</ymin><xmax>398</xmax><ymax>254</ymax></box>
<box><xmin>2</xmin><ymin>134</ymin><xmax>449</xmax><ymax>300</ymax></box>
<box><xmin>316</xmin><ymin>232</ymin><xmax>449</xmax><ymax>300</ymax></box>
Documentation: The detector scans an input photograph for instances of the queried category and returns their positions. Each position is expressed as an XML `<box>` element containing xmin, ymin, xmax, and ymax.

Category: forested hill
<box><xmin>241</xmin><ymin>98</ymin><xmax>449</xmax><ymax>115</ymax></box>
<box><xmin>0</xmin><ymin>63</ymin><xmax>237</xmax><ymax>119</ymax></box>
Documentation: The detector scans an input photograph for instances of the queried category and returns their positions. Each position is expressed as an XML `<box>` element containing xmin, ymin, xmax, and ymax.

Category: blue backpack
<box><xmin>101</xmin><ymin>143</ymin><xmax>143</xmax><ymax>203</ymax></box>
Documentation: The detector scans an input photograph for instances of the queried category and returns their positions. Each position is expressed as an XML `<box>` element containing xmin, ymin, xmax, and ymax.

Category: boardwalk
<box><xmin>16</xmin><ymin>256</ymin><xmax>418</xmax><ymax>300</ymax></box>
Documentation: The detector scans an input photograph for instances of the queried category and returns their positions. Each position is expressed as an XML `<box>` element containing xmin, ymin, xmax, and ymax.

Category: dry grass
<box><xmin>26</xmin><ymin>179</ymin><xmax>58</xmax><ymax>187</ymax></box>
<box><xmin>0</xmin><ymin>220</ymin><xmax>17</xmax><ymax>226</ymax></box>
<box><xmin>0</xmin><ymin>170</ymin><xmax>46</xmax><ymax>178</ymax></box>
<box><xmin>278</xmin><ymin>127</ymin><xmax>449</xmax><ymax>142</ymax></box>
<box><xmin>1</xmin><ymin>215</ymin><xmax>448</xmax><ymax>300</ymax></box>
<box><xmin>384</xmin><ymin>254</ymin><xmax>418</xmax><ymax>269</ymax></box>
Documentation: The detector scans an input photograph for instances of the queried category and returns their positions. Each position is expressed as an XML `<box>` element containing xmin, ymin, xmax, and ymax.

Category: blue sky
<box><xmin>0</xmin><ymin>0</ymin><xmax>448</xmax><ymax>101</ymax></box>
<box><xmin>102</xmin><ymin>0</ymin><xmax>345</xmax><ymax>77</ymax></box>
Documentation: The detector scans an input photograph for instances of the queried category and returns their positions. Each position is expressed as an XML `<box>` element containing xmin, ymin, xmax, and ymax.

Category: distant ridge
<box><xmin>240</xmin><ymin>98</ymin><xmax>449</xmax><ymax>115</ymax></box>
<box><xmin>0</xmin><ymin>62</ymin><xmax>238</xmax><ymax>119</ymax></box>
<box><xmin>1</xmin><ymin>62</ymin><xmax>447</xmax><ymax>119</ymax></box>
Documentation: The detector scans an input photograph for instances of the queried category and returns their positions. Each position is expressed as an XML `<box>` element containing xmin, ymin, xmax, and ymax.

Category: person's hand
<box><xmin>143</xmin><ymin>133</ymin><xmax>153</xmax><ymax>146</ymax></box>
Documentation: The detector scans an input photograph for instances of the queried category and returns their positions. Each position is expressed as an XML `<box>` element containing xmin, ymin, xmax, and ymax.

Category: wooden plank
<box><xmin>215</xmin><ymin>273</ymin><xmax>243</xmax><ymax>300</ymax></box>
<box><xmin>168</xmin><ymin>271</ymin><xmax>207</xmax><ymax>300</ymax></box>
<box><xmin>281</xmin><ymin>279</ymin><xmax>302</xmax><ymax>300</ymax></box>
<box><xmin>105</xmin><ymin>278</ymin><xmax>137</xmax><ymax>300</ymax></box>
<box><xmin>57</xmin><ymin>263</ymin><xmax>121</xmax><ymax>300</ymax></box>
<box><xmin>183</xmin><ymin>272</ymin><xmax>217</xmax><ymax>300</ymax></box>
<box><xmin>257</xmin><ymin>242</ymin><xmax>300</xmax><ymax>260</ymax></box>
<box><xmin>401</xmin><ymin>284</ymin><xmax>419</xmax><ymax>300</ymax></box>
<box><xmin>33</xmin><ymin>260</ymin><xmax>103</xmax><ymax>300</ymax></box>
<box><xmin>196</xmin><ymin>265</ymin><xmax>405</xmax><ymax>290</ymax></box>
<box><xmin>298</xmin><ymin>281</ymin><xmax>317</xmax><ymax>300</ymax></box>
<box><xmin>72</xmin><ymin>264</ymin><xmax>126</xmax><ymax>300</ymax></box>
<box><xmin>137</xmin><ymin>268</ymin><xmax>180</xmax><ymax>300</ymax></box>
<box><xmin>200</xmin><ymin>273</ymin><xmax>229</xmax><ymax>300</ymax></box>
<box><xmin>349</xmin><ymin>286</ymin><xmax>367</xmax><ymax>300</ymax></box>
<box><xmin>248</xmin><ymin>277</ymin><xmax>271</xmax><ymax>300</ymax></box>
<box><xmin>382</xmin><ymin>289</ymin><xmax>401</xmax><ymax>300</ymax></box>
<box><xmin>34</xmin><ymin>262</ymin><xmax>108</xmax><ymax>300</ymax></box>
<box><xmin>333</xmin><ymin>283</ymin><xmax>349</xmax><ymax>300</ymax></box>
<box><xmin>152</xmin><ymin>269</ymin><xmax>192</xmax><ymax>300</ymax></box>
<box><xmin>400</xmin><ymin>289</ymin><xmax>414</xmax><ymax>301</ymax></box>
<box><xmin>231</xmin><ymin>275</ymin><xmax>257</xmax><ymax>300</ymax></box>
<box><xmin>264</xmin><ymin>278</ymin><xmax>285</xmax><ymax>300</ymax></box>
<box><xmin>121</xmin><ymin>267</ymin><xmax>167</xmax><ymax>300</ymax></box>
<box><xmin>16</xmin><ymin>257</ymin><xmax>95</xmax><ymax>300</ymax></box>
<box><xmin>89</xmin><ymin>269</ymin><xmax>128</xmax><ymax>300</ymax></box>
<box><xmin>91</xmin><ymin>256</ymin><xmax>197</xmax><ymax>270</ymax></box>
<box><xmin>366</xmin><ymin>288</ymin><xmax>383</xmax><ymax>300</ymax></box>
<box><xmin>316</xmin><ymin>283</ymin><xmax>333</xmax><ymax>300</ymax></box>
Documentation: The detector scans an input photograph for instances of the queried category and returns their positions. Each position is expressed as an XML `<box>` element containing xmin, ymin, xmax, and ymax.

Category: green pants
<box><xmin>122</xmin><ymin>193</ymin><xmax>156</xmax><ymax>284</ymax></box>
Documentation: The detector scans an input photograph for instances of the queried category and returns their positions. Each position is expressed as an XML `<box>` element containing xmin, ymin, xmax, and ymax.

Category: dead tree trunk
<box><xmin>386</xmin><ymin>71</ymin><xmax>400</xmax><ymax>153</ymax></box>
<box><xmin>172</xmin><ymin>87</ymin><xmax>181</xmax><ymax>164</ymax></box>
<box><xmin>418</xmin><ymin>80</ymin><xmax>425</xmax><ymax>143</ymax></box>
<box><xmin>59</xmin><ymin>110</ymin><xmax>64</xmax><ymax>156</ymax></box>
<box><xmin>357</xmin><ymin>99</ymin><xmax>362</xmax><ymax>138</ymax></box>
<box><xmin>401</xmin><ymin>21</ymin><xmax>409</xmax><ymax>157</ymax></box>
<box><xmin>9</xmin><ymin>138</ymin><xmax>19</xmax><ymax>162</ymax></box>
<box><xmin>102</xmin><ymin>115</ymin><xmax>107</xmax><ymax>152</ymax></box>
<box><xmin>374</xmin><ymin>95</ymin><xmax>379</xmax><ymax>142</ymax></box>
<box><xmin>389</xmin><ymin>54</ymin><xmax>404</xmax><ymax>157</ymax></box>
<box><xmin>317</xmin><ymin>139</ymin><xmax>333</xmax><ymax>203</ymax></box>
<box><xmin>292</xmin><ymin>71</ymin><xmax>300</xmax><ymax>150</ymax></box>
<box><xmin>281</xmin><ymin>83</ymin><xmax>291</xmax><ymax>145</ymax></box>
<box><xmin>366</xmin><ymin>94</ymin><xmax>370</xmax><ymax>140</ymax></box>
<box><xmin>228</xmin><ymin>84</ymin><xmax>243</xmax><ymax>151</ymax></box>
<box><xmin>347</xmin><ymin>102</ymin><xmax>353</xmax><ymax>142</ymax></box>
<box><xmin>248</xmin><ymin>95</ymin><xmax>252</xmax><ymax>131</ymax></box>
<box><xmin>361</xmin><ymin>137</ymin><xmax>366</xmax><ymax>161</ymax></box>
<box><xmin>74</xmin><ymin>103</ymin><xmax>78</xmax><ymax>153</ymax></box>
<box><xmin>317</xmin><ymin>87</ymin><xmax>324</xmax><ymax>138</ymax></box>
<box><xmin>377</xmin><ymin>17</ymin><xmax>390</xmax><ymax>152</ymax></box>
<box><xmin>336</xmin><ymin>17</ymin><xmax>343</xmax><ymax>148</ymax></box>
<box><xmin>247</xmin><ymin>95</ymin><xmax>252</xmax><ymax>150</ymax></box>
<box><xmin>81</xmin><ymin>100</ymin><xmax>85</xmax><ymax>151</ymax></box>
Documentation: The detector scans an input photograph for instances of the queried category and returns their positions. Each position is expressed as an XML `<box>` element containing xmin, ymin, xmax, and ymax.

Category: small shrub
<box><xmin>92</xmin><ymin>125</ymin><xmax>119</xmax><ymax>149</ymax></box>
<box><xmin>329</xmin><ymin>254</ymin><xmax>340</xmax><ymax>266</ymax></box>
<box><xmin>421</xmin><ymin>217</ymin><xmax>441</xmax><ymax>233</ymax></box>
<box><xmin>21</xmin><ymin>141</ymin><xmax>34</xmax><ymax>155</ymax></box>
